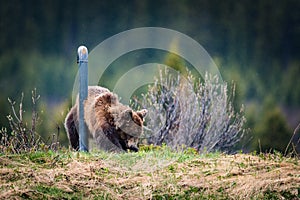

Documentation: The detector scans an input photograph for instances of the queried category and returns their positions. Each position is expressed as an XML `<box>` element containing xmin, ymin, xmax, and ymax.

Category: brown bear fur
<box><xmin>64</xmin><ymin>86</ymin><xmax>147</xmax><ymax>152</ymax></box>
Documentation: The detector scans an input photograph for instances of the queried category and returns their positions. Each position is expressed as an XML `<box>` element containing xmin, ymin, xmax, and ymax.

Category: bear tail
<box><xmin>64</xmin><ymin>107</ymin><xmax>79</xmax><ymax>150</ymax></box>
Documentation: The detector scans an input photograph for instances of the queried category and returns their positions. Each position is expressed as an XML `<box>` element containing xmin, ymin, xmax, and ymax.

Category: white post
<box><xmin>77</xmin><ymin>46</ymin><xmax>89</xmax><ymax>152</ymax></box>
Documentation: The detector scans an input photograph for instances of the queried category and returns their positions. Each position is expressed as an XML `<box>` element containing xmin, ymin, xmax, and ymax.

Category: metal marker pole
<box><xmin>77</xmin><ymin>46</ymin><xmax>89</xmax><ymax>152</ymax></box>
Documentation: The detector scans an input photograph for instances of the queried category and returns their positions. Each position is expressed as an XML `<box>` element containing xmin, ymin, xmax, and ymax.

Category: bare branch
<box><xmin>8</xmin><ymin>98</ymin><xmax>20</xmax><ymax>123</ymax></box>
<box><xmin>284</xmin><ymin>122</ymin><xmax>300</xmax><ymax>156</ymax></box>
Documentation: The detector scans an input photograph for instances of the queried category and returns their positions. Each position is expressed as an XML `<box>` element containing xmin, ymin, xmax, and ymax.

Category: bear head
<box><xmin>95</xmin><ymin>92</ymin><xmax>147</xmax><ymax>152</ymax></box>
<box><xmin>110</xmin><ymin>106</ymin><xmax>147</xmax><ymax>152</ymax></box>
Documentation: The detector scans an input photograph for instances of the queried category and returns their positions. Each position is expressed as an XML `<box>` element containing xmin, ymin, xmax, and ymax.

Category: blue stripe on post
<box><xmin>77</xmin><ymin>46</ymin><xmax>89</xmax><ymax>152</ymax></box>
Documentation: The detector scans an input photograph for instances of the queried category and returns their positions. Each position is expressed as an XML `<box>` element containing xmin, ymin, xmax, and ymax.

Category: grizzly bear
<box><xmin>64</xmin><ymin>86</ymin><xmax>147</xmax><ymax>152</ymax></box>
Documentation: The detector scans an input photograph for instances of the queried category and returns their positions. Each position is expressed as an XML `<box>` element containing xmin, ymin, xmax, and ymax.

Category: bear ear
<box><xmin>96</xmin><ymin>92</ymin><xmax>117</xmax><ymax>106</ymax></box>
<box><xmin>136</xmin><ymin>109</ymin><xmax>148</xmax><ymax>120</ymax></box>
<box><xmin>122</xmin><ymin>109</ymin><xmax>133</xmax><ymax>118</ymax></box>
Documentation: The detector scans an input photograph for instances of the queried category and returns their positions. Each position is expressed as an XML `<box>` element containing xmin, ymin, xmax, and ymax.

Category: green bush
<box><xmin>252</xmin><ymin>98</ymin><xmax>291</xmax><ymax>152</ymax></box>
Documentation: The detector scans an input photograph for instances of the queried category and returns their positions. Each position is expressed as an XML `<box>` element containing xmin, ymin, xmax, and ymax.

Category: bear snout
<box><xmin>129</xmin><ymin>145</ymin><xmax>139</xmax><ymax>152</ymax></box>
<box><xmin>126</xmin><ymin>137</ymin><xmax>139</xmax><ymax>152</ymax></box>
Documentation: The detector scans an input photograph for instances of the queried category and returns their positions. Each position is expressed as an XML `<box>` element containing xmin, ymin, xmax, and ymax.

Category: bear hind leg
<box><xmin>65</xmin><ymin>109</ymin><xmax>79</xmax><ymax>150</ymax></box>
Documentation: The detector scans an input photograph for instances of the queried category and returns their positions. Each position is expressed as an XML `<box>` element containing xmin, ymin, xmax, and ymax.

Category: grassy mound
<box><xmin>0</xmin><ymin>148</ymin><xmax>299</xmax><ymax>199</ymax></box>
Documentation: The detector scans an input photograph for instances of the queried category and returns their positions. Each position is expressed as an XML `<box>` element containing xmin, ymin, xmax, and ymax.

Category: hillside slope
<box><xmin>0</xmin><ymin>151</ymin><xmax>299</xmax><ymax>199</ymax></box>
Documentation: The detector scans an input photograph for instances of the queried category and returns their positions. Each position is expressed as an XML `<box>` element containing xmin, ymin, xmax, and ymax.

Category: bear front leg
<box><xmin>64</xmin><ymin>107</ymin><xmax>79</xmax><ymax>150</ymax></box>
<box><xmin>100</xmin><ymin>124</ymin><xmax>126</xmax><ymax>151</ymax></box>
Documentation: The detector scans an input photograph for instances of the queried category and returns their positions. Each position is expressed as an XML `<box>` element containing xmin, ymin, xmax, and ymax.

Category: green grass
<box><xmin>0</xmin><ymin>147</ymin><xmax>299</xmax><ymax>199</ymax></box>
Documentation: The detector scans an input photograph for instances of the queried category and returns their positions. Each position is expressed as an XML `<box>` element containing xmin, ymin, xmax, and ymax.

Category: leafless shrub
<box><xmin>133</xmin><ymin>69</ymin><xmax>247</xmax><ymax>153</ymax></box>
<box><xmin>0</xmin><ymin>89</ymin><xmax>56</xmax><ymax>154</ymax></box>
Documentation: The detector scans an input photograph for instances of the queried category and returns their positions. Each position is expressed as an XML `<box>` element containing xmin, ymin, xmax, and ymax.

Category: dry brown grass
<box><xmin>177</xmin><ymin>154</ymin><xmax>300</xmax><ymax>199</ymax></box>
<box><xmin>0</xmin><ymin>152</ymin><xmax>299</xmax><ymax>199</ymax></box>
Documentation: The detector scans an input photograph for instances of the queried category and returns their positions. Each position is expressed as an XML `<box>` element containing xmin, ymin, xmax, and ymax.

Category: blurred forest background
<box><xmin>0</xmin><ymin>0</ymin><xmax>299</xmax><ymax>152</ymax></box>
